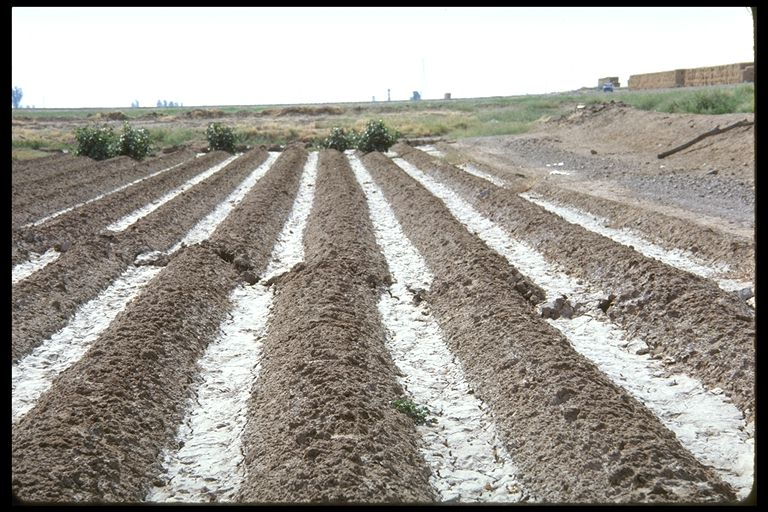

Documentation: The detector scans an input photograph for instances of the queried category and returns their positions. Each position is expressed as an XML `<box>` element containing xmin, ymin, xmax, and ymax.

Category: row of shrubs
<box><xmin>317</xmin><ymin>119</ymin><xmax>400</xmax><ymax>153</ymax></box>
<box><xmin>75</xmin><ymin>122</ymin><xmax>238</xmax><ymax>161</ymax></box>
<box><xmin>74</xmin><ymin>123</ymin><xmax>153</xmax><ymax>161</ymax></box>
<box><xmin>75</xmin><ymin>119</ymin><xmax>400</xmax><ymax>161</ymax></box>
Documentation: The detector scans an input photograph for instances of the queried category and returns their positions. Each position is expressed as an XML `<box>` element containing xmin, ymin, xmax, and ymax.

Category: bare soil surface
<box><xmin>237</xmin><ymin>151</ymin><xmax>436</xmax><ymax>502</ymax></box>
<box><xmin>443</xmin><ymin>102</ymin><xmax>754</xmax><ymax>238</ymax></box>
<box><xmin>363</xmin><ymin>151</ymin><xmax>735</xmax><ymax>502</ymax></box>
<box><xmin>11</xmin><ymin>103</ymin><xmax>755</xmax><ymax>504</ymax></box>
<box><xmin>395</xmin><ymin>143</ymin><xmax>755</xmax><ymax>425</ymax></box>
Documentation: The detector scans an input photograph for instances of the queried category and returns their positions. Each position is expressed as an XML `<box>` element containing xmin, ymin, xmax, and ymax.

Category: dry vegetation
<box><xmin>11</xmin><ymin>83</ymin><xmax>753</xmax><ymax>162</ymax></box>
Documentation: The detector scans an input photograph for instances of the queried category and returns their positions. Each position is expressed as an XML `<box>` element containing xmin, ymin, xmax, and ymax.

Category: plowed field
<box><xmin>11</xmin><ymin>104</ymin><xmax>755</xmax><ymax>504</ymax></box>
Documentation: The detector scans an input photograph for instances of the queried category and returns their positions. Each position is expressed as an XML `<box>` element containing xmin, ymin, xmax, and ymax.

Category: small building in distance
<box><xmin>598</xmin><ymin>77</ymin><xmax>620</xmax><ymax>88</ymax></box>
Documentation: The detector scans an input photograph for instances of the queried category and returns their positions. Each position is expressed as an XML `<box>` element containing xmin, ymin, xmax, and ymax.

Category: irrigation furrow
<box><xmin>11</xmin><ymin>151</ymin><xmax>224</xmax><ymax>267</ymax></box>
<box><xmin>444</xmin><ymin>155</ymin><xmax>752</xmax><ymax>293</ymax></box>
<box><xmin>105</xmin><ymin>154</ymin><xmax>241</xmax><ymax>232</ymax></box>
<box><xmin>12</xmin><ymin>153</ymin><xmax>91</xmax><ymax>187</ymax></box>
<box><xmin>11</xmin><ymin>153</ymin><xmax>133</xmax><ymax>193</ymax></box>
<box><xmin>16</xmin><ymin>151</ymin><xmax>193</xmax><ymax>212</ymax></box>
<box><xmin>362</xmin><ymin>151</ymin><xmax>736</xmax><ymax>503</ymax></box>
<box><xmin>11</xmin><ymin>150</ymin><xmax>280</xmax><ymax>423</ymax></box>
<box><xmin>434</xmin><ymin>151</ymin><xmax>753</xmax><ymax>289</ymax></box>
<box><xmin>456</xmin><ymin>162</ymin><xmax>508</xmax><ymax>187</ymax></box>
<box><xmin>394</xmin><ymin>144</ymin><xmax>755</xmax><ymax>425</ymax></box>
<box><xmin>444</xmin><ymin>152</ymin><xmax>754</xmax><ymax>282</ymax></box>
<box><xmin>12</xmin><ymin>154</ymin><xmax>179</xmax><ymax>229</ymax></box>
<box><xmin>23</xmin><ymin>155</ymin><xmax>195</xmax><ymax>229</ymax></box>
<box><xmin>11</xmin><ymin>150</ymin><xmax>268</xmax><ymax>363</ymax></box>
<box><xmin>12</xmin><ymin>264</ymin><xmax>164</xmax><ymax>423</ymax></box>
<box><xmin>389</xmin><ymin>152</ymin><xmax>754</xmax><ymax>499</ymax></box>
<box><xmin>11</xmin><ymin>147</ymin><xmax>309</xmax><ymax>503</ymax></box>
<box><xmin>11</xmin><ymin>248</ymin><xmax>61</xmax><ymax>285</ymax></box>
<box><xmin>519</xmin><ymin>192</ymin><xmax>752</xmax><ymax>294</ymax></box>
<box><xmin>235</xmin><ymin>149</ymin><xmax>436</xmax><ymax>503</ymax></box>
<box><xmin>527</xmin><ymin>180</ymin><xmax>755</xmax><ymax>283</ymax></box>
<box><xmin>447</xmin><ymin>155</ymin><xmax>752</xmax><ymax>295</ymax></box>
<box><xmin>350</xmin><ymin>153</ymin><xmax>529</xmax><ymax>503</ymax></box>
<box><xmin>146</xmin><ymin>151</ymin><xmax>319</xmax><ymax>503</ymax></box>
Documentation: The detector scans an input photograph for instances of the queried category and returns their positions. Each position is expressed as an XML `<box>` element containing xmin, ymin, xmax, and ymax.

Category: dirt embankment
<box><xmin>449</xmin><ymin>103</ymin><xmax>754</xmax><ymax>235</ymax></box>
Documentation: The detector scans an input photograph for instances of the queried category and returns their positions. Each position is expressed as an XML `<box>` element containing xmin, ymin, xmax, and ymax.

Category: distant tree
<box><xmin>12</xmin><ymin>86</ymin><xmax>23</xmax><ymax>109</ymax></box>
<box><xmin>157</xmin><ymin>99</ymin><xmax>162</xmax><ymax>107</ymax></box>
<box><xmin>163</xmin><ymin>100</ymin><xmax>168</xmax><ymax>107</ymax></box>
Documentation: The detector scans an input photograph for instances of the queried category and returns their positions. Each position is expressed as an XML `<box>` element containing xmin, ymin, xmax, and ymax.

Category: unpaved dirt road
<box><xmin>11</xmin><ymin>103</ymin><xmax>755</xmax><ymax>504</ymax></box>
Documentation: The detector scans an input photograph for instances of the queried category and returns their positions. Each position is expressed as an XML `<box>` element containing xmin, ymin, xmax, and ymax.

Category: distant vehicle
<box><xmin>602</xmin><ymin>82</ymin><xmax>614</xmax><ymax>92</ymax></box>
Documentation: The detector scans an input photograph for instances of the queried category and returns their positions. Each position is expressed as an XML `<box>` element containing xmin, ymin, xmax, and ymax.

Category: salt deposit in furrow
<box><xmin>457</xmin><ymin>163</ymin><xmax>507</xmax><ymax>188</ymax></box>
<box><xmin>146</xmin><ymin>152</ymin><xmax>318</xmax><ymax>503</ymax></box>
<box><xmin>519</xmin><ymin>192</ymin><xmax>752</xmax><ymax>295</ymax></box>
<box><xmin>12</xmin><ymin>265</ymin><xmax>163</xmax><ymax>424</ymax></box>
<box><xmin>12</xmin><ymin>160</ymin><xmax>189</xmax><ymax>283</ymax></box>
<box><xmin>391</xmin><ymin>157</ymin><xmax>754</xmax><ymax>499</ymax></box>
<box><xmin>144</xmin><ymin>284</ymin><xmax>274</xmax><ymax>503</ymax></box>
<box><xmin>11</xmin><ymin>248</ymin><xmax>61</xmax><ymax>285</ymax></box>
<box><xmin>168</xmin><ymin>152</ymin><xmax>281</xmax><ymax>253</ymax></box>
<box><xmin>12</xmin><ymin>153</ymin><xmax>281</xmax><ymax>427</ymax></box>
<box><xmin>416</xmin><ymin>145</ymin><xmax>446</xmax><ymax>158</ymax></box>
<box><xmin>549</xmin><ymin>314</ymin><xmax>754</xmax><ymax>500</ymax></box>
<box><xmin>22</xmin><ymin>161</ymin><xmax>188</xmax><ymax>229</ymax></box>
<box><xmin>261</xmin><ymin>151</ymin><xmax>319</xmax><ymax>282</ymax></box>
<box><xmin>106</xmin><ymin>154</ymin><xmax>241</xmax><ymax>233</ymax></box>
<box><xmin>350</xmin><ymin>153</ymin><xmax>529</xmax><ymax>503</ymax></box>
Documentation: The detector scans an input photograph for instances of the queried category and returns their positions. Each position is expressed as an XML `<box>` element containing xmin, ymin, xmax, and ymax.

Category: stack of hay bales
<box><xmin>628</xmin><ymin>69</ymin><xmax>685</xmax><ymax>89</ymax></box>
<box><xmin>682</xmin><ymin>62</ymin><xmax>754</xmax><ymax>87</ymax></box>
<box><xmin>598</xmin><ymin>77</ymin><xmax>620</xmax><ymax>88</ymax></box>
<box><xmin>628</xmin><ymin>62</ymin><xmax>754</xmax><ymax>90</ymax></box>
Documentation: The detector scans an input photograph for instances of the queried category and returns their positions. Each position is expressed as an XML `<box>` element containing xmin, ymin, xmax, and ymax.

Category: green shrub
<box><xmin>392</xmin><ymin>397</ymin><xmax>434</xmax><ymax>425</ymax></box>
<box><xmin>206</xmin><ymin>122</ymin><xmax>236</xmax><ymax>153</ymax></box>
<box><xmin>117</xmin><ymin>122</ymin><xmax>152</xmax><ymax>160</ymax></box>
<box><xmin>74</xmin><ymin>124</ymin><xmax>118</xmax><ymax>160</ymax></box>
<box><xmin>356</xmin><ymin>119</ymin><xmax>400</xmax><ymax>153</ymax></box>
<box><xmin>320</xmin><ymin>127</ymin><xmax>355</xmax><ymax>151</ymax></box>
<box><xmin>687</xmin><ymin>90</ymin><xmax>738</xmax><ymax>115</ymax></box>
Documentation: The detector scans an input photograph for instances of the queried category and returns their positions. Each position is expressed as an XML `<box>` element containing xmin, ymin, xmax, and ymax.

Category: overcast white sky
<box><xmin>11</xmin><ymin>6</ymin><xmax>754</xmax><ymax>109</ymax></box>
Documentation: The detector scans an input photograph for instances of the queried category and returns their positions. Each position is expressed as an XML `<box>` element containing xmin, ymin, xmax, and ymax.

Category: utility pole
<box><xmin>422</xmin><ymin>58</ymin><xmax>426</xmax><ymax>99</ymax></box>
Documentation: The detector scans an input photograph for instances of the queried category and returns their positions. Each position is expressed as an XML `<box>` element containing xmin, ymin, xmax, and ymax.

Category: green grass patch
<box><xmin>148</xmin><ymin>127</ymin><xmax>201</xmax><ymax>147</ymax></box>
<box><xmin>12</xmin><ymin>138</ymin><xmax>47</xmax><ymax>150</ymax></box>
<box><xmin>621</xmin><ymin>84</ymin><xmax>754</xmax><ymax>115</ymax></box>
